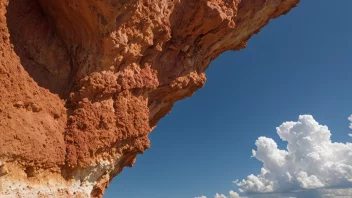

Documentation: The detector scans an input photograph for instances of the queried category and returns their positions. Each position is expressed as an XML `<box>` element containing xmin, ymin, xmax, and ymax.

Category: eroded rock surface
<box><xmin>0</xmin><ymin>0</ymin><xmax>299</xmax><ymax>197</ymax></box>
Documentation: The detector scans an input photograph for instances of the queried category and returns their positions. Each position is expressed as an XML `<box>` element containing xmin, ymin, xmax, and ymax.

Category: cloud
<box><xmin>348</xmin><ymin>115</ymin><xmax>352</xmax><ymax>129</ymax></box>
<box><xmin>320</xmin><ymin>188</ymin><xmax>352</xmax><ymax>198</ymax></box>
<box><xmin>197</xmin><ymin>115</ymin><xmax>352</xmax><ymax>198</ymax></box>
<box><xmin>235</xmin><ymin>115</ymin><xmax>352</xmax><ymax>195</ymax></box>
<box><xmin>196</xmin><ymin>191</ymin><xmax>246</xmax><ymax>198</ymax></box>
<box><xmin>215</xmin><ymin>194</ymin><xmax>226</xmax><ymax>198</ymax></box>
<box><xmin>215</xmin><ymin>191</ymin><xmax>246</xmax><ymax>198</ymax></box>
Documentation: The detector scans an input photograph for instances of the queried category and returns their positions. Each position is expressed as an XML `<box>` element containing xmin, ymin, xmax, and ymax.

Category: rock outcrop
<box><xmin>0</xmin><ymin>0</ymin><xmax>299</xmax><ymax>197</ymax></box>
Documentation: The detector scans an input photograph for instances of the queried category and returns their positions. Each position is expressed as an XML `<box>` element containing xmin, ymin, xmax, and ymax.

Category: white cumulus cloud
<box><xmin>197</xmin><ymin>115</ymin><xmax>352</xmax><ymax>198</ymax></box>
<box><xmin>235</xmin><ymin>115</ymin><xmax>352</xmax><ymax>194</ymax></box>
<box><xmin>215</xmin><ymin>191</ymin><xmax>246</xmax><ymax>198</ymax></box>
<box><xmin>348</xmin><ymin>115</ymin><xmax>352</xmax><ymax>129</ymax></box>
<box><xmin>196</xmin><ymin>191</ymin><xmax>246</xmax><ymax>198</ymax></box>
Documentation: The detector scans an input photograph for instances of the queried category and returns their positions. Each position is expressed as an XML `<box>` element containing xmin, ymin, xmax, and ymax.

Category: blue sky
<box><xmin>105</xmin><ymin>1</ymin><xmax>352</xmax><ymax>197</ymax></box>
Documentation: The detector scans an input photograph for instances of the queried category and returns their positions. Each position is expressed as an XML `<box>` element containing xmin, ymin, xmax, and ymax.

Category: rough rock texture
<box><xmin>0</xmin><ymin>0</ymin><xmax>299</xmax><ymax>197</ymax></box>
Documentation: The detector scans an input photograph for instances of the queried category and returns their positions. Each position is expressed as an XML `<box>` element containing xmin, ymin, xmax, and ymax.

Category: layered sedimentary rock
<box><xmin>0</xmin><ymin>0</ymin><xmax>299</xmax><ymax>197</ymax></box>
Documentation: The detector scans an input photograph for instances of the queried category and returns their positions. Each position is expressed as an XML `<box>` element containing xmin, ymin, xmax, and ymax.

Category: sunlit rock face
<box><xmin>0</xmin><ymin>0</ymin><xmax>299</xmax><ymax>197</ymax></box>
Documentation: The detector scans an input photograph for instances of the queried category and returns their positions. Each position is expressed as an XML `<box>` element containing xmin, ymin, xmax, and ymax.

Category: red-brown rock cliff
<box><xmin>0</xmin><ymin>0</ymin><xmax>299</xmax><ymax>197</ymax></box>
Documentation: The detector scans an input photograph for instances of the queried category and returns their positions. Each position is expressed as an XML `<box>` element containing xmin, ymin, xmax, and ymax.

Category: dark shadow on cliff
<box><xmin>6</xmin><ymin>0</ymin><xmax>73</xmax><ymax>99</ymax></box>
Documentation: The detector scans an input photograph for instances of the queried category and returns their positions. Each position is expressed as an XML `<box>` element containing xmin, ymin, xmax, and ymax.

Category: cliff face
<box><xmin>0</xmin><ymin>0</ymin><xmax>299</xmax><ymax>197</ymax></box>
